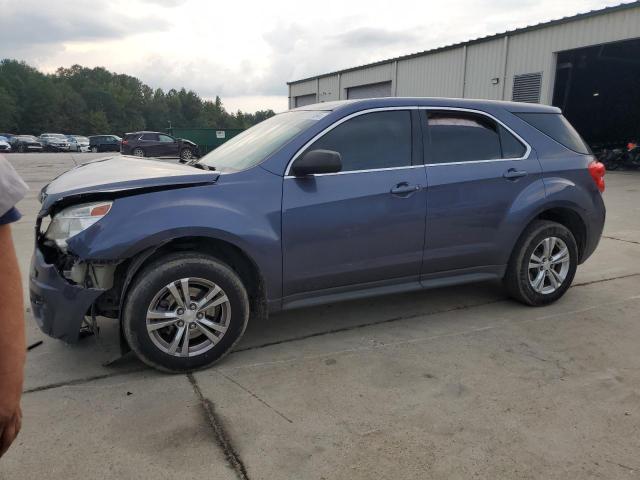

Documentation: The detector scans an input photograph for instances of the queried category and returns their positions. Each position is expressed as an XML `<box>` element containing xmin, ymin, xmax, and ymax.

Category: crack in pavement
<box><xmin>23</xmin><ymin>367</ymin><xmax>147</xmax><ymax>394</ymax></box>
<box><xmin>22</xmin><ymin>271</ymin><xmax>640</xmax><ymax>393</ymax></box>
<box><xmin>602</xmin><ymin>235</ymin><xmax>640</xmax><ymax>246</ymax></box>
<box><xmin>218</xmin><ymin>371</ymin><xmax>293</xmax><ymax>424</ymax></box>
<box><xmin>233</xmin><ymin>271</ymin><xmax>640</xmax><ymax>355</ymax></box>
<box><xmin>187</xmin><ymin>373</ymin><xmax>250</xmax><ymax>480</ymax></box>
<box><xmin>234</xmin><ymin>297</ymin><xmax>506</xmax><ymax>354</ymax></box>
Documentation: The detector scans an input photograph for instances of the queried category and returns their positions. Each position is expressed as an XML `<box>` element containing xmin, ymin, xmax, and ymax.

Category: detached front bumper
<box><xmin>29</xmin><ymin>247</ymin><xmax>105</xmax><ymax>343</ymax></box>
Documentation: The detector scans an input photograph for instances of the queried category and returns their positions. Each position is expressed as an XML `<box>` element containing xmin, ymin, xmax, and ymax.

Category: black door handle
<box><xmin>503</xmin><ymin>168</ymin><xmax>528</xmax><ymax>180</ymax></box>
<box><xmin>391</xmin><ymin>183</ymin><xmax>422</xmax><ymax>195</ymax></box>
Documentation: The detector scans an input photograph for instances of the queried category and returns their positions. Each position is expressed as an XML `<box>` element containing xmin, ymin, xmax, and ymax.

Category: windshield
<box><xmin>74</xmin><ymin>136</ymin><xmax>89</xmax><ymax>142</ymax></box>
<box><xmin>18</xmin><ymin>136</ymin><xmax>36</xmax><ymax>141</ymax></box>
<box><xmin>197</xmin><ymin>110</ymin><xmax>329</xmax><ymax>172</ymax></box>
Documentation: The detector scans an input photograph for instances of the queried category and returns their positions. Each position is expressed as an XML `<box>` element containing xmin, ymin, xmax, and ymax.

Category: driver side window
<box><xmin>306</xmin><ymin>110</ymin><xmax>412</xmax><ymax>172</ymax></box>
<box><xmin>158</xmin><ymin>134</ymin><xmax>174</xmax><ymax>143</ymax></box>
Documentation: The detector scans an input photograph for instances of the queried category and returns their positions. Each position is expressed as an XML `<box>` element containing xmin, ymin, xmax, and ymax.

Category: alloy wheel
<box><xmin>181</xmin><ymin>149</ymin><xmax>193</xmax><ymax>161</ymax></box>
<box><xmin>528</xmin><ymin>236</ymin><xmax>570</xmax><ymax>294</ymax></box>
<box><xmin>146</xmin><ymin>277</ymin><xmax>231</xmax><ymax>357</ymax></box>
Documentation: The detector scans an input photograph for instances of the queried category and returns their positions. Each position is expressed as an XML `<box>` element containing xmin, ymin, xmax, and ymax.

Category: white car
<box><xmin>0</xmin><ymin>136</ymin><xmax>12</xmax><ymax>153</ymax></box>
<box><xmin>66</xmin><ymin>135</ymin><xmax>90</xmax><ymax>152</ymax></box>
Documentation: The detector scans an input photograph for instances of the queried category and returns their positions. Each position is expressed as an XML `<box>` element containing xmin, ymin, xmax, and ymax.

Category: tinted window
<box><xmin>158</xmin><ymin>134</ymin><xmax>174</xmax><ymax>143</ymax></box>
<box><xmin>426</xmin><ymin>112</ymin><xmax>501</xmax><ymax>164</ymax></box>
<box><xmin>141</xmin><ymin>133</ymin><xmax>158</xmax><ymax>141</ymax></box>
<box><xmin>307</xmin><ymin>111</ymin><xmax>411</xmax><ymax>172</ymax></box>
<box><xmin>516</xmin><ymin>113</ymin><xmax>590</xmax><ymax>154</ymax></box>
<box><xmin>499</xmin><ymin>125</ymin><xmax>526</xmax><ymax>158</ymax></box>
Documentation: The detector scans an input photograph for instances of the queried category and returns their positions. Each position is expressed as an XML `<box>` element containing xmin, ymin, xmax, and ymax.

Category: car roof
<box><xmin>124</xmin><ymin>131</ymin><xmax>163</xmax><ymax>135</ymax></box>
<box><xmin>291</xmin><ymin>97</ymin><xmax>560</xmax><ymax>114</ymax></box>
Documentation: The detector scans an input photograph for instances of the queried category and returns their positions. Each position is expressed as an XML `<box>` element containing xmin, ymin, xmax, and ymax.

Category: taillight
<box><xmin>588</xmin><ymin>161</ymin><xmax>605</xmax><ymax>193</ymax></box>
<box><xmin>122</xmin><ymin>139</ymin><xmax>128</xmax><ymax>145</ymax></box>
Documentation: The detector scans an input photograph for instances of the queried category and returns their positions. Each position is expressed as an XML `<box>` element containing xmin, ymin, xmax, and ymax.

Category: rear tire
<box><xmin>133</xmin><ymin>147</ymin><xmax>145</xmax><ymax>157</ymax></box>
<box><xmin>122</xmin><ymin>253</ymin><xmax>249</xmax><ymax>372</ymax></box>
<box><xmin>504</xmin><ymin>220</ymin><xmax>578</xmax><ymax>306</ymax></box>
<box><xmin>91</xmin><ymin>146</ymin><xmax>98</xmax><ymax>153</ymax></box>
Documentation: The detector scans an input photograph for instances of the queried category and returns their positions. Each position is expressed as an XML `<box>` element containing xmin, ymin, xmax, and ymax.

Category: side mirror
<box><xmin>291</xmin><ymin>149</ymin><xmax>342</xmax><ymax>176</ymax></box>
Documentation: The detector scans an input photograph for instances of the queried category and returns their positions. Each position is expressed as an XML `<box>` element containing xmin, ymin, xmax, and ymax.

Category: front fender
<box><xmin>67</xmin><ymin>168</ymin><xmax>284</xmax><ymax>299</ymax></box>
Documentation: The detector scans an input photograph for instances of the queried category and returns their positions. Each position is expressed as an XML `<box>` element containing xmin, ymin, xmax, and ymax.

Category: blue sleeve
<box><xmin>0</xmin><ymin>207</ymin><xmax>21</xmax><ymax>225</ymax></box>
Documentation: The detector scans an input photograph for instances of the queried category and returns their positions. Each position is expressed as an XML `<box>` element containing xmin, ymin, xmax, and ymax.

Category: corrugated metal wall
<box><xmin>396</xmin><ymin>48</ymin><xmax>465</xmax><ymax>97</ymax></box>
<box><xmin>288</xmin><ymin>4</ymin><xmax>640</xmax><ymax>107</ymax></box>
<box><xmin>464</xmin><ymin>38</ymin><xmax>506</xmax><ymax>100</ymax></box>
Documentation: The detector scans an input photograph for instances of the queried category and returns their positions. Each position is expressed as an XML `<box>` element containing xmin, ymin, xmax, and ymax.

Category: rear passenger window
<box><xmin>515</xmin><ymin>112</ymin><xmax>591</xmax><ymax>154</ymax></box>
<box><xmin>141</xmin><ymin>133</ymin><xmax>158</xmax><ymax>141</ymax></box>
<box><xmin>425</xmin><ymin>111</ymin><xmax>526</xmax><ymax>163</ymax></box>
<box><xmin>307</xmin><ymin>111</ymin><xmax>412</xmax><ymax>172</ymax></box>
<box><xmin>499</xmin><ymin>125</ymin><xmax>527</xmax><ymax>158</ymax></box>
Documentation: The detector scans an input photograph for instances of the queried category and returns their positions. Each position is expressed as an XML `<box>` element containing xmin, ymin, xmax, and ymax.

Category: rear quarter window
<box><xmin>516</xmin><ymin>113</ymin><xmax>591</xmax><ymax>155</ymax></box>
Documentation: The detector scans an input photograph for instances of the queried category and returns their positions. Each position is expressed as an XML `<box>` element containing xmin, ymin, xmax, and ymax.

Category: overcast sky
<box><xmin>0</xmin><ymin>0</ymin><xmax>628</xmax><ymax>112</ymax></box>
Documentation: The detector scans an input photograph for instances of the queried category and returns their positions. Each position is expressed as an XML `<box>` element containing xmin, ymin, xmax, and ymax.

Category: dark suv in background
<box><xmin>30</xmin><ymin>98</ymin><xmax>605</xmax><ymax>372</ymax></box>
<box><xmin>121</xmin><ymin>131</ymin><xmax>199</xmax><ymax>162</ymax></box>
<box><xmin>89</xmin><ymin>135</ymin><xmax>121</xmax><ymax>153</ymax></box>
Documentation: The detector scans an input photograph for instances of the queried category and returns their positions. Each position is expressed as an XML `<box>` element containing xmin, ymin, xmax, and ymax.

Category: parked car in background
<box><xmin>29</xmin><ymin>98</ymin><xmax>606</xmax><ymax>373</ymax></box>
<box><xmin>39</xmin><ymin>133</ymin><xmax>71</xmax><ymax>151</ymax></box>
<box><xmin>121</xmin><ymin>131</ymin><xmax>199</xmax><ymax>162</ymax></box>
<box><xmin>9</xmin><ymin>135</ymin><xmax>43</xmax><ymax>153</ymax></box>
<box><xmin>88</xmin><ymin>135</ymin><xmax>121</xmax><ymax>153</ymax></box>
<box><xmin>0</xmin><ymin>136</ymin><xmax>12</xmax><ymax>152</ymax></box>
<box><xmin>66</xmin><ymin>135</ymin><xmax>90</xmax><ymax>152</ymax></box>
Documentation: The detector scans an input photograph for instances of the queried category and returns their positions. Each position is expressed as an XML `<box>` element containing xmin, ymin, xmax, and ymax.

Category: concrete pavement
<box><xmin>1</xmin><ymin>153</ymin><xmax>639</xmax><ymax>479</ymax></box>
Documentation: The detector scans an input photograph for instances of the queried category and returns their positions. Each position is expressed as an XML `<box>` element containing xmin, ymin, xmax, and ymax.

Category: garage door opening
<box><xmin>346</xmin><ymin>81</ymin><xmax>392</xmax><ymax>100</ymax></box>
<box><xmin>553</xmin><ymin>38</ymin><xmax>640</xmax><ymax>149</ymax></box>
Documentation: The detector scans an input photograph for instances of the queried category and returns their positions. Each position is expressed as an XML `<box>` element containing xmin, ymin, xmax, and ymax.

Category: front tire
<box><xmin>504</xmin><ymin>220</ymin><xmax>578</xmax><ymax>306</ymax></box>
<box><xmin>122</xmin><ymin>253</ymin><xmax>249</xmax><ymax>372</ymax></box>
<box><xmin>91</xmin><ymin>146</ymin><xmax>98</xmax><ymax>153</ymax></box>
<box><xmin>180</xmin><ymin>147</ymin><xmax>194</xmax><ymax>163</ymax></box>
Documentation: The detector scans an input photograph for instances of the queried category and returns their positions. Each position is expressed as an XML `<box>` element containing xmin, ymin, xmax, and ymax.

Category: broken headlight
<box><xmin>45</xmin><ymin>201</ymin><xmax>112</xmax><ymax>250</ymax></box>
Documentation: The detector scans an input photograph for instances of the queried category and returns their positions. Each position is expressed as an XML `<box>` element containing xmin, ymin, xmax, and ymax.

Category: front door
<box><xmin>420</xmin><ymin>109</ymin><xmax>542</xmax><ymax>275</ymax></box>
<box><xmin>157</xmin><ymin>134</ymin><xmax>180</xmax><ymax>157</ymax></box>
<box><xmin>282</xmin><ymin>109</ymin><xmax>427</xmax><ymax>301</ymax></box>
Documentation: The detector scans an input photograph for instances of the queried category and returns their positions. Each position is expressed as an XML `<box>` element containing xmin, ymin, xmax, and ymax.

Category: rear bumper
<box><xmin>580</xmin><ymin>195</ymin><xmax>606</xmax><ymax>264</ymax></box>
<box><xmin>29</xmin><ymin>247</ymin><xmax>105</xmax><ymax>343</ymax></box>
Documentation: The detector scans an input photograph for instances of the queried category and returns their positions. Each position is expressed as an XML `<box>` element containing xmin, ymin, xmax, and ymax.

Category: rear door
<box><xmin>420</xmin><ymin>108</ymin><xmax>542</xmax><ymax>276</ymax></box>
<box><xmin>139</xmin><ymin>133</ymin><xmax>160</xmax><ymax>155</ymax></box>
<box><xmin>282</xmin><ymin>109</ymin><xmax>427</xmax><ymax>302</ymax></box>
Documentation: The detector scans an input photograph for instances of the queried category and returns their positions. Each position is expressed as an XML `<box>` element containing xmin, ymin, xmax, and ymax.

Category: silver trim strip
<box><xmin>284</xmin><ymin>164</ymin><xmax>425</xmax><ymax>179</ymax></box>
<box><xmin>283</xmin><ymin>105</ymin><xmax>532</xmax><ymax>177</ymax></box>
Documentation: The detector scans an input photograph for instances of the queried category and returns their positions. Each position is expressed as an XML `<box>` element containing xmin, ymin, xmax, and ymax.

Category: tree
<box><xmin>0</xmin><ymin>59</ymin><xmax>276</xmax><ymax>135</ymax></box>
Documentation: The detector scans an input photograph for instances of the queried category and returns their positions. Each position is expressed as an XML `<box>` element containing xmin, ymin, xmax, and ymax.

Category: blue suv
<box><xmin>30</xmin><ymin>98</ymin><xmax>606</xmax><ymax>372</ymax></box>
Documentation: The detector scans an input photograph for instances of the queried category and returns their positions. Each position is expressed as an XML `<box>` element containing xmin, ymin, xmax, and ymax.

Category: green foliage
<box><xmin>0</xmin><ymin>59</ymin><xmax>276</xmax><ymax>135</ymax></box>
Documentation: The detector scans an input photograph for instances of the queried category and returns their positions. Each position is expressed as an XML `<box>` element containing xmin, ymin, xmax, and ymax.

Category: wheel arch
<box><xmin>103</xmin><ymin>235</ymin><xmax>268</xmax><ymax>330</ymax></box>
<box><xmin>511</xmin><ymin>205</ymin><xmax>588</xmax><ymax>265</ymax></box>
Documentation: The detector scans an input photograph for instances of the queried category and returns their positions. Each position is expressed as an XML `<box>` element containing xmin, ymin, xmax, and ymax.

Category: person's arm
<box><xmin>0</xmin><ymin>222</ymin><xmax>25</xmax><ymax>457</ymax></box>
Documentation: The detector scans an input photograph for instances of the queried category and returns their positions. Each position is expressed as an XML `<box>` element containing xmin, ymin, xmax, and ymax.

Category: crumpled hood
<box><xmin>40</xmin><ymin>155</ymin><xmax>218</xmax><ymax>215</ymax></box>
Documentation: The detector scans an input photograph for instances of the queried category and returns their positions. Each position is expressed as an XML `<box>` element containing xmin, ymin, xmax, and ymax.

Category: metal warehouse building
<box><xmin>287</xmin><ymin>1</ymin><xmax>640</xmax><ymax>148</ymax></box>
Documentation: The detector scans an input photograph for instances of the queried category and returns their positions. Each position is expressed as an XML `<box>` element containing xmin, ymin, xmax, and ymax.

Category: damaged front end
<box><xmin>30</xmin><ymin>213</ymin><xmax>120</xmax><ymax>343</ymax></box>
<box><xmin>29</xmin><ymin>155</ymin><xmax>220</xmax><ymax>344</ymax></box>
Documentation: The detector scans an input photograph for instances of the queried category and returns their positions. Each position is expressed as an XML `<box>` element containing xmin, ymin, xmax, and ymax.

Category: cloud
<box><xmin>330</xmin><ymin>27</ymin><xmax>420</xmax><ymax>48</ymax></box>
<box><xmin>0</xmin><ymin>0</ymin><xmax>170</xmax><ymax>59</ymax></box>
